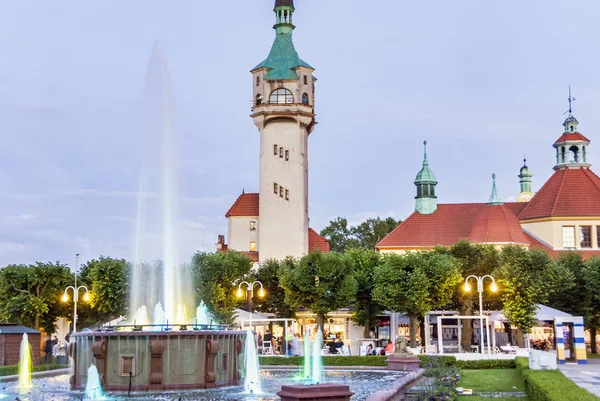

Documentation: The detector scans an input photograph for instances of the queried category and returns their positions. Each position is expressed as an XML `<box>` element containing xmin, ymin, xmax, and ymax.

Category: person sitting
<box><xmin>384</xmin><ymin>339</ymin><xmax>394</xmax><ymax>355</ymax></box>
<box><xmin>366</xmin><ymin>344</ymin><xmax>376</xmax><ymax>356</ymax></box>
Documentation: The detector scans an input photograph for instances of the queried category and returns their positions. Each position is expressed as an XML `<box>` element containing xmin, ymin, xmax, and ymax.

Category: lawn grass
<box><xmin>459</xmin><ymin>369</ymin><xmax>526</xmax><ymax>392</ymax></box>
<box><xmin>587</xmin><ymin>353</ymin><xmax>600</xmax><ymax>359</ymax></box>
<box><xmin>458</xmin><ymin>369</ymin><xmax>530</xmax><ymax>401</ymax></box>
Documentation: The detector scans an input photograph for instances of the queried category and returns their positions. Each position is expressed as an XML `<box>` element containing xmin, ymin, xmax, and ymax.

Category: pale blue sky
<box><xmin>0</xmin><ymin>1</ymin><xmax>599</xmax><ymax>267</ymax></box>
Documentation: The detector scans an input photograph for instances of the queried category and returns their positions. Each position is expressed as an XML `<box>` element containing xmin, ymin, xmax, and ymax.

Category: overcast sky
<box><xmin>0</xmin><ymin>0</ymin><xmax>599</xmax><ymax>268</ymax></box>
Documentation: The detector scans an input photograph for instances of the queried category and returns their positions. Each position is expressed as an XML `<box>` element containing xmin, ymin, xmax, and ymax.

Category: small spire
<box><xmin>566</xmin><ymin>85</ymin><xmax>576</xmax><ymax>115</ymax></box>
<box><xmin>422</xmin><ymin>141</ymin><xmax>429</xmax><ymax>166</ymax></box>
<box><xmin>487</xmin><ymin>173</ymin><xmax>504</xmax><ymax>206</ymax></box>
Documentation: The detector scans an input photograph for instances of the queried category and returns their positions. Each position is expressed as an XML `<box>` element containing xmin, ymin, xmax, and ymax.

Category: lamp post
<box><xmin>464</xmin><ymin>275</ymin><xmax>498</xmax><ymax>354</ymax></box>
<box><xmin>63</xmin><ymin>254</ymin><xmax>90</xmax><ymax>333</ymax></box>
<box><xmin>236</xmin><ymin>280</ymin><xmax>266</xmax><ymax>314</ymax></box>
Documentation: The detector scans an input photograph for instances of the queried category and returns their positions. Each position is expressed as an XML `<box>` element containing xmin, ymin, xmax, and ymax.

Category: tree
<box><xmin>352</xmin><ymin>217</ymin><xmax>401</xmax><ymax>249</ymax></box>
<box><xmin>251</xmin><ymin>258</ymin><xmax>296</xmax><ymax>318</ymax></box>
<box><xmin>494</xmin><ymin>246</ymin><xmax>572</xmax><ymax>346</ymax></box>
<box><xmin>319</xmin><ymin>217</ymin><xmax>358</xmax><ymax>252</ymax></box>
<box><xmin>582</xmin><ymin>256</ymin><xmax>600</xmax><ymax>354</ymax></box>
<box><xmin>373</xmin><ymin>252</ymin><xmax>461</xmax><ymax>347</ymax></box>
<box><xmin>345</xmin><ymin>248</ymin><xmax>384</xmax><ymax>337</ymax></box>
<box><xmin>319</xmin><ymin>216</ymin><xmax>401</xmax><ymax>252</ymax></box>
<box><xmin>279</xmin><ymin>251</ymin><xmax>357</xmax><ymax>331</ymax></box>
<box><xmin>0</xmin><ymin>262</ymin><xmax>73</xmax><ymax>333</ymax></box>
<box><xmin>192</xmin><ymin>251</ymin><xmax>253</xmax><ymax>324</ymax></box>
<box><xmin>84</xmin><ymin>257</ymin><xmax>130</xmax><ymax>322</ymax></box>
<box><xmin>434</xmin><ymin>241</ymin><xmax>501</xmax><ymax>350</ymax></box>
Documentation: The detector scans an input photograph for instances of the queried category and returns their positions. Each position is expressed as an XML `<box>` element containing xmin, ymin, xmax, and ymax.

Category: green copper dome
<box><xmin>252</xmin><ymin>0</ymin><xmax>313</xmax><ymax>81</ymax></box>
<box><xmin>414</xmin><ymin>141</ymin><xmax>437</xmax><ymax>184</ymax></box>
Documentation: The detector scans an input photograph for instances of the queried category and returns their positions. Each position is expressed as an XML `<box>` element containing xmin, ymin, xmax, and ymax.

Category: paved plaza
<box><xmin>559</xmin><ymin>361</ymin><xmax>600</xmax><ymax>396</ymax></box>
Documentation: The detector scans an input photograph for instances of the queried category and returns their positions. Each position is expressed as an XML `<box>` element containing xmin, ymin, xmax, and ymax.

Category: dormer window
<box><xmin>270</xmin><ymin>88</ymin><xmax>294</xmax><ymax>104</ymax></box>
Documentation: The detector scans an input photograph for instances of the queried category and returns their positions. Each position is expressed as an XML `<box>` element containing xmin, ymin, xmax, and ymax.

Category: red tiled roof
<box><xmin>225</xmin><ymin>193</ymin><xmax>259</xmax><ymax>217</ymax></box>
<box><xmin>377</xmin><ymin>203</ymin><xmax>529</xmax><ymax>248</ymax></box>
<box><xmin>554</xmin><ymin>132</ymin><xmax>590</xmax><ymax>145</ymax></box>
<box><xmin>468</xmin><ymin>205</ymin><xmax>529</xmax><ymax>244</ymax></box>
<box><xmin>309</xmin><ymin>228</ymin><xmax>331</xmax><ymax>253</ymax></box>
<box><xmin>240</xmin><ymin>251</ymin><xmax>259</xmax><ymax>262</ymax></box>
<box><xmin>519</xmin><ymin>168</ymin><xmax>600</xmax><ymax>220</ymax></box>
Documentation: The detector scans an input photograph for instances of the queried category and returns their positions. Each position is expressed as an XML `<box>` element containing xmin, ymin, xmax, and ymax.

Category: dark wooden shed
<box><xmin>0</xmin><ymin>324</ymin><xmax>41</xmax><ymax>366</ymax></box>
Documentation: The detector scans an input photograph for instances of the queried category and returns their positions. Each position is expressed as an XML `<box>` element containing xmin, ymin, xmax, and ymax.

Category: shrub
<box><xmin>516</xmin><ymin>357</ymin><xmax>599</xmax><ymax>401</ymax></box>
<box><xmin>418</xmin><ymin>354</ymin><xmax>457</xmax><ymax>367</ymax></box>
<box><xmin>0</xmin><ymin>364</ymin><xmax>67</xmax><ymax>377</ymax></box>
<box><xmin>417</xmin><ymin>356</ymin><xmax>461</xmax><ymax>401</ymax></box>
<box><xmin>456</xmin><ymin>359</ymin><xmax>515</xmax><ymax>369</ymax></box>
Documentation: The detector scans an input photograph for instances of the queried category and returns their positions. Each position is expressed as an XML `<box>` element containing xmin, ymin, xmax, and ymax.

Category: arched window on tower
<box><xmin>256</xmin><ymin>94</ymin><xmax>263</xmax><ymax>106</ymax></box>
<box><xmin>569</xmin><ymin>145</ymin><xmax>580</xmax><ymax>163</ymax></box>
<box><xmin>270</xmin><ymin>88</ymin><xmax>294</xmax><ymax>104</ymax></box>
<box><xmin>302</xmin><ymin>93</ymin><xmax>309</xmax><ymax>105</ymax></box>
<box><xmin>561</xmin><ymin>146</ymin><xmax>566</xmax><ymax>163</ymax></box>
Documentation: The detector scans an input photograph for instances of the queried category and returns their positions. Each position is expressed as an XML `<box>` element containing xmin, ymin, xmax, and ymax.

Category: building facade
<box><xmin>219</xmin><ymin>0</ymin><xmax>329</xmax><ymax>262</ymax></box>
<box><xmin>377</xmin><ymin>112</ymin><xmax>600</xmax><ymax>259</ymax></box>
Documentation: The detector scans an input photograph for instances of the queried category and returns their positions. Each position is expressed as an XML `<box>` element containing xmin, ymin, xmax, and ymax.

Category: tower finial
<box><xmin>423</xmin><ymin>141</ymin><xmax>428</xmax><ymax>166</ymax></box>
<box><xmin>487</xmin><ymin>173</ymin><xmax>504</xmax><ymax>206</ymax></box>
<box><xmin>565</xmin><ymin>85</ymin><xmax>576</xmax><ymax>115</ymax></box>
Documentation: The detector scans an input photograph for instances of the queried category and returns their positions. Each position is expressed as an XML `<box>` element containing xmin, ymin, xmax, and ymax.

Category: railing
<box><xmin>89</xmin><ymin>322</ymin><xmax>233</xmax><ymax>332</ymax></box>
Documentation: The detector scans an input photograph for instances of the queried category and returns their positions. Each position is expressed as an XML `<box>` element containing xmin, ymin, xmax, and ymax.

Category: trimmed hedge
<box><xmin>515</xmin><ymin>357</ymin><xmax>599</xmax><ymax>401</ymax></box>
<box><xmin>0</xmin><ymin>363</ymin><xmax>67</xmax><ymax>377</ymax></box>
<box><xmin>259</xmin><ymin>354</ymin><xmax>514</xmax><ymax>369</ymax></box>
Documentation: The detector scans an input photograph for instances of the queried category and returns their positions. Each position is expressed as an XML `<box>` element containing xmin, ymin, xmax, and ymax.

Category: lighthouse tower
<box><xmin>250</xmin><ymin>0</ymin><xmax>316</xmax><ymax>262</ymax></box>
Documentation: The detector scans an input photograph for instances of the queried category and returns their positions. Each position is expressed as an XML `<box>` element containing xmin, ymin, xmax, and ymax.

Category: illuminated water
<box><xmin>84</xmin><ymin>365</ymin><xmax>106</xmax><ymax>400</ymax></box>
<box><xmin>243</xmin><ymin>330</ymin><xmax>261</xmax><ymax>394</ymax></box>
<box><xmin>129</xmin><ymin>41</ymin><xmax>194</xmax><ymax>325</ymax></box>
<box><xmin>1</xmin><ymin>370</ymin><xmax>406</xmax><ymax>401</ymax></box>
<box><xmin>302</xmin><ymin>330</ymin><xmax>311</xmax><ymax>380</ymax></box>
<box><xmin>310</xmin><ymin>328</ymin><xmax>325</xmax><ymax>384</ymax></box>
<box><xmin>18</xmin><ymin>333</ymin><xmax>32</xmax><ymax>389</ymax></box>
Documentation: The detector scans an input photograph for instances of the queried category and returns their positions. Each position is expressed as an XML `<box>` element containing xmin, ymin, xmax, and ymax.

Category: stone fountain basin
<box><xmin>1</xmin><ymin>370</ymin><xmax>407</xmax><ymax>401</ymax></box>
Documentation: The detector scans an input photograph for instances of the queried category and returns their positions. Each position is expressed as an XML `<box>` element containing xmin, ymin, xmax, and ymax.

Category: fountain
<box><xmin>310</xmin><ymin>328</ymin><xmax>324</xmax><ymax>384</ymax></box>
<box><xmin>18</xmin><ymin>333</ymin><xmax>32</xmax><ymax>389</ymax></box>
<box><xmin>70</xmin><ymin>42</ymin><xmax>247</xmax><ymax>392</ymax></box>
<box><xmin>196</xmin><ymin>301</ymin><xmax>213</xmax><ymax>326</ymax></box>
<box><xmin>243</xmin><ymin>330</ymin><xmax>262</xmax><ymax>394</ymax></box>
<box><xmin>277</xmin><ymin>327</ymin><xmax>354</xmax><ymax>401</ymax></box>
<box><xmin>85</xmin><ymin>364</ymin><xmax>105</xmax><ymax>400</ymax></box>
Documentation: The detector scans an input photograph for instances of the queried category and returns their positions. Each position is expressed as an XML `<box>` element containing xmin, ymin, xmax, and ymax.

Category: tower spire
<box><xmin>517</xmin><ymin>159</ymin><xmax>533</xmax><ymax>202</ymax></box>
<box><xmin>487</xmin><ymin>173</ymin><xmax>503</xmax><ymax>205</ymax></box>
<box><xmin>414</xmin><ymin>141</ymin><xmax>438</xmax><ymax>215</ymax></box>
<box><xmin>566</xmin><ymin>85</ymin><xmax>576</xmax><ymax>115</ymax></box>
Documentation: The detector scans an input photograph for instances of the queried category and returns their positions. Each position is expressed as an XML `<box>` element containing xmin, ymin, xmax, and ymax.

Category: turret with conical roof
<box><xmin>517</xmin><ymin>158</ymin><xmax>534</xmax><ymax>202</ymax></box>
<box><xmin>487</xmin><ymin>173</ymin><xmax>503</xmax><ymax>206</ymax></box>
<box><xmin>415</xmin><ymin>141</ymin><xmax>438</xmax><ymax>214</ymax></box>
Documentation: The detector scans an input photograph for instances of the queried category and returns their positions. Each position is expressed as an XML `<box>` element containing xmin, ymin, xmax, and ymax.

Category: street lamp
<box><xmin>464</xmin><ymin>274</ymin><xmax>498</xmax><ymax>354</ymax></box>
<box><xmin>236</xmin><ymin>280</ymin><xmax>266</xmax><ymax>313</ymax></box>
<box><xmin>62</xmin><ymin>254</ymin><xmax>90</xmax><ymax>333</ymax></box>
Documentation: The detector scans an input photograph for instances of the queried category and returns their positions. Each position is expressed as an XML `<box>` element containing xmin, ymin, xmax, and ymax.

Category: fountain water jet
<box><xmin>310</xmin><ymin>328</ymin><xmax>324</xmax><ymax>384</ymax></box>
<box><xmin>195</xmin><ymin>301</ymin><xmax>212</xmax><ymax>325</ymax></box>
<box><xmin>302</xmin><ymin>330</ymin><xmax>311</xmax><ymax>380</ymax></box>
<box><xmin>18</xmin><ymin>333</ymin><xmax>32</xmax><ymax>389</ymax></box>
<box><xmin>84</xmin><ymin>364</ymin><xmax>105</xmax><ymax>400</ymax></box>
<box><xmin>129</xmin><ymin>41</ymin><xmax>194</xmax><ymax>324</ymax></box>
<box><xmin>243</xmin><ymin>330</ymin><xmax>261</xmax><ymax>394</ymax></box>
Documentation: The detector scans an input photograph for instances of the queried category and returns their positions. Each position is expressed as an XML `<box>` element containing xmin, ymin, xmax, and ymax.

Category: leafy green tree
<box><xmin>279</xmin><ymin>251</ymin><xmax>357</xmax><ymax>331</ymax></box>
<box><xmin>434</xmin><ymin>241</ymin><xmax>501</xmax><ymax>350</ymax></box>
<box><xmin>345</xmin><ymin>248</ymin><xmax>384</xmax><ymax>337</ymax></box>
<box><xmin>192</xmin><ymin>251</ymin><xmax>253</xmax><ymax>324</ymax></box>
<box><xmin>251</xmin><ymin>258</ymin><xmax>296</xmax><ymax>318</ymax></box>
<box><xmin>0</xmin><ymin>262</ymin><xmax>73</xmax><ymax>333</ymax></box>
<box><xmin>83</xmin><ymin>257</ymin><xmax>130</xmax><ymax>322</ymax></box>
<box><xmin>582</xmin><ymin>257</ymin><xmax>600</xmax><ymax>354</ymax></box>
<box><xmin>319</xmin><ymin>216</ymin><xmax>401</xmax><ymax>252</ymax></box>
<box><xmin>352</xmin><ymin>217</ymin><xmax>401</xmax><ymax>249</ymax></box>
<box><xmin>373</xmin><ymin>252</ymin><xmax>461</xmax><ymax>347</ymax></box>
<box><xmin>494</xmin><ymin>246</ymin><xmax>572</xmax><ymax>346</ymax></box>
<box><xmin>319</xmin><ymin>217</ymin><xmax>358</xmax><ymax>252</ymax></box>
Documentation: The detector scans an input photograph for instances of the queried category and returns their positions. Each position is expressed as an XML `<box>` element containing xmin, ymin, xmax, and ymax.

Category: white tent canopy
<box><xmin>489</xmin><ymin>304</ymin><xmax>572</xmax><ymax>322</ymax></box>
<box><xmin>233</xmin><ymin>309</ymin><xmax>273</xmax><ymax>323</ymax></box>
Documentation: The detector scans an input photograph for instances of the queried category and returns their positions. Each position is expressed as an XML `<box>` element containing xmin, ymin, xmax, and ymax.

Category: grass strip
<box><xmin>0</xmin><ymin>363</ymin><xmax>68</xmax><ymax>377</ymax></box>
